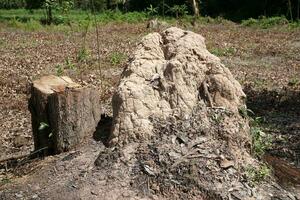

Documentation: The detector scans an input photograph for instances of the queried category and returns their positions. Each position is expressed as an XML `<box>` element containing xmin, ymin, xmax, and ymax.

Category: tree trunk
<box><xmin>190</xmin><ymin>0</ymin><xmax>200</xmax><ymax>16</ymax></box>
<box><xmin>47</xmin><ymin>6</ymin><xmax>53</xmax><ymax>24</ymax></box>
<box><xmin>287</xmin><ymin>0</ymin><xmax>293</xmax><ymax>21</ymax></box>
<box><xmin>297</xmin><ymin>0</ymin><xmax>300</xmax><ymax>20</ymax></box>
<box><xmin>29</xmin><ymin>75</ymin><xmax>101</xmax><ymax>155</ymax></box>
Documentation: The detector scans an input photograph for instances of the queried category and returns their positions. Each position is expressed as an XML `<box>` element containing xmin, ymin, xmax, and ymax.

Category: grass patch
<box><xmin>55</xmin><ymin>64</ymin><xmax>64</xmax><ymax>76</ymax></box>
<box><xmin>250</xmin><ymin>117</ymin><xmax>272</xmax><ymax>158</ymax></box>
<box><xmin>0</xmin><ymin>9</ymin><xmax>147</xmax><ymax>31</ymax></box>
<box><xmin>253</xmin><ymin>78</ymin><xmax>266</xmax><ymax>88</ymax></box>
<box><xmin>109</xmin><ymin>52</ymin><xmax>127</xmax><ymax>66</ymax></box>
<box><xmin>245</xmin><ymin>164</ymin><xmax>272</xmax><ymax>185</ymax></box>
<box><xmin>77</xmin><ymin>47</ymin><xmax>90</xmax><ymax>63</ymax></box>
<box><xmin>8</xmin><ymin>18</ymin><xmax>42</xmax><ymax>31</ymax></box>
<box><xmin>210</xmin><ymin>47</ymin><xmax>236</xmax><ymax>57</ymax></box>
<box><xmin>241</xmin><ymin>16</ymin><xmax>299</xmax><ymax>29</ymax></box>
<box><xmin>0</xmin><ymin>177</ymin><xmax>11</xmax><ymax>186</ymax></box>
<box><xmin>288</xmin><ymin>77</ymin><xmax>299</xmax><ymax>86</ymax></box>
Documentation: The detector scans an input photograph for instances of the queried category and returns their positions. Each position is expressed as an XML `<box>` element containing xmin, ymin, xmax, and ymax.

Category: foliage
<box><xmin>39</xmin><ymin>122</ymin><xmax>49</xmax><ymax>131</ymax></box>
<box><xmin>6</xmin><ymin>18</ymin><xmax>42</xmax><ymax>31</ymax></box>
<box><xmin>242</xmin><ymin>16</ymin><xmax>290</xmax><ymax>29</ymax></box>
<box><xmin>166</xmin><ymin>4</ymin><xmax>188</xmax><ymax>18</ymax></box>
<box><xmin>250</xmin><ymin>117</ymin><xmax>272</xmax><ymax>158</ymax></box>
<box><xmin>238</xmin><ymin>106</ymin><xmax>254</xmax><ymax>119</ymax></box>
<box><xmin>245</xmin><ymin>164</ymin><xmax>272</xmax><ymax>185</ymax></box>
<box><xmin>0</xmin><ymin>9</ymin><xmax>147</xmax><ymax>28</ymax></box>
<box><xmin>42</xmin><ymin>0</ymin><xmax>74</xmax><ymax>24</ymax></box>
<box><xmin>55</xmin><ymin>64</ymin><xmax>64</xmax><ymax>76</ymax></box>
<box><xmin>210</xmin><ymin>46</ymin><xmax>236</xmax><ymax>57</ymax></box>
<box><xmin>0</xmin><ymin>0</ymin><xmax>26</xmax><ymax>9</ymax></box>
<box><xmin>1</xmin><ymin>0</ymin><xmax>300</xmax><ymax>22</ymax></box>
<box><xmin>288</xmin><ymin>77</ymin><xmax>300</xmax><ymax>86</ymax></box>
<box><xmin>65</xmin><ymin>57</ymin><xmax>76</xmax><ymax>70</ymax></box>
<box><xmin>77</xmin><ymin>47</ymin><xmax>90</xmax><ymax>62</ymax></box>
<box><xmin>237</xmin><ymin>107</ymin><xmax>272</xmax><ymax>159</ymax></box>
<box><xmin>0</xmin><ymin>8</ymin><xmax>298</xmax><ymax>30</ymax></box>
<box><xmin>59</xmin><ymin>0</ymin><xmax>74</xmax><ymax>14</ymax></box>
<box><xmin>0</xmin><ymin>177</ymin><xmax>11</xmax><ymax>186</ymax></box>
<box><xmin>109</xmin><ymin>52</ymin><xmax>126</xmax><ymax>66</ymax></box>
<box><xmin>146</xmin><ymin>4</ymin><xmax>158</xmax><ymax>17</ymax></box>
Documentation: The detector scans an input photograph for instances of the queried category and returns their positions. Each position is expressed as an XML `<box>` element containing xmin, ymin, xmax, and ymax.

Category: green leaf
<box><xmin>39</xmin><ymin>122</ymin><xmax>49</xmax><ymax>131</ymax></box>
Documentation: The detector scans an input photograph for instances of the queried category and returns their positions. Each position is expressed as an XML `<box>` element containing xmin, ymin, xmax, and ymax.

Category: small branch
<box><xmin>91</xmin><ymin>0</ymin><xmax>103</xmax><ymax>92</ymax></box>
<box><xmin>0</xmin><ymin>147</ymin><xmax>48</xmax><ymax>164</ymax></box>
<box><xmin>0</xmin><ymin>154</ymin><xmax>28</xmax><ymax>164</ymax></box>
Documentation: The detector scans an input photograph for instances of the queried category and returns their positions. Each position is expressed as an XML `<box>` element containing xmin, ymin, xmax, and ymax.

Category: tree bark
<box><xmin>47</xmin><ymin>6</ymin><xmax>53</xmax><ymax>24</ymax></box>
<box><xmin>190</xmin><ymin>0</ymin><xmax>200</xmax><ymax>16</ymax></box>
<box><xmin>297</xmin><ymin>0</ymin><xmax>300</xmax><ymax>20</ymax></box>
<box><xmin>29</xmin><ymin>75</ymin><xmax>101</xmax><ymax>155</ymax></box>
<box><xmin>287</xmin><ymin>0</ymin><xmax>293</xmax><ymax>21</ymax></box>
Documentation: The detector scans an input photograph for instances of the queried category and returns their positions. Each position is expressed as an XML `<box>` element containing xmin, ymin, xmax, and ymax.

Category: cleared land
<box><xmin>0</xmin><ymin>17</ymin><xmax>299</xmax><ymax>198</ymax></box>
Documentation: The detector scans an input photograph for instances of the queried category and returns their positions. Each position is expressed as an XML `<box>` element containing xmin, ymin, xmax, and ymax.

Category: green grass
<box><xmin>109</xmin><ymin>52</ymin><xmax>127</xmax><ymax>66</ymax></box>
<box><xmin>242</xmin><ymin>16</ymin><xmax>300</xmax><ymax>29</ymax></box>
<box><xmin>7</xmin><ymin>18</ymin><xmax>42</xmax><ymax>31</ymax></box>
<box><xmin>1</xmin><ymin>9</ymin><xmax>299</xmax><ymax>31</ymax></box>
<box><xmin>245</xmin><ymin>164</ymin><xmax>271</xmax><ymax>185</ymax></box>
<box><xmin>0</xmin><ymin>9</ymin><xmax>147</xmax><ymax>25</ymax></box>
<box><xmin>288</xmin><ymin>77</ymin><xmax>300</xmax><ymax>86</ymax></box>
<box><xmin>0</xmin><ymin>177</ymin><xmax>11</xmax><ymax>186</ymax></box>
<box><xmin>250</xmin><ymin>117</ymin><xmax>272</xmax><ymax>158</ymax></box>
<box><xmin>77</xmin><ymin>47</ymin><xmax>90</xmax><ymax>63</ymax></box>
<box><xmin>210</xmin><ymin>46</ymin><xmax>236</xmax><ymax>57</ymax></box>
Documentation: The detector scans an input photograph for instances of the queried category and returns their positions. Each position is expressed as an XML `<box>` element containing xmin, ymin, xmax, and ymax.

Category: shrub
<box><xmin>109</xmin><ymin>52</ymin><xmax>126</xmax><ymax>66</ymax></box>
<box><xmin>245</xmin><ymin>164</ymin><xmax>271</xmax><ymax>185</ymax></box>
<box><xmin>242</xmin><ymin>16</ymin><xmax>289</xmax><ymax>28</ymax></box>
<box><xmin>0</xmin><ymin>0</ymin><xmax>26</xmax><ymax>9</ymax></box>
<box><xmin>250</xmin><ymin>117</ymin><xmax>272</xmax><ymax>158</ymax></box>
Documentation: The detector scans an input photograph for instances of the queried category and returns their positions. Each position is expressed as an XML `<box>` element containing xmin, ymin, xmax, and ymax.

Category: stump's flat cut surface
<box><xmin>29</xmin><ymin>75</ymin><xmax>101</xmax><ymax>155</ymax></box>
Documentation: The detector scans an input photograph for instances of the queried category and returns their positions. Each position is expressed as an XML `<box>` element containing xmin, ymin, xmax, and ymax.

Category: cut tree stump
<box><xmin>28</xmin><ymin>75</ymin><xmax>101</xmax><ymax>155</ymax></box>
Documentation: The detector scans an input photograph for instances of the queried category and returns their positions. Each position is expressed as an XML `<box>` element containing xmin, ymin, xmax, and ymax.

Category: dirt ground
<box><xmin>0</xmin><ymin>21</ymin><xmax>300</xmax><ymax>199</ymax></box>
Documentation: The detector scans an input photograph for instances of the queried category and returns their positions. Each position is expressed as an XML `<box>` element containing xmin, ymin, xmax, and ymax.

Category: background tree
<box><xmin>189</xmin><ymin>0</ymin><xmax>200</xmax><ymax>16</ymax></box>
<box><xmin>3</xmin><ymin>0</ymin><xmax>300</xmax><ymax>21</ymax></box>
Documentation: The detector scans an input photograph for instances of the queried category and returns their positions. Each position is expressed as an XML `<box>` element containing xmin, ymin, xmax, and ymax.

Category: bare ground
<box><xmin>0</xmin><ymin>22</ymin><xmax>300</xmax><ymax>199</ymax></box>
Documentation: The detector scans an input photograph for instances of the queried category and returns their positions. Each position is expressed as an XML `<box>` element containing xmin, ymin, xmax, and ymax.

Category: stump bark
<box><xmin>29</xmin><ymin>75</ymin><xmax>101</xmax><ymax>155</ymax></box>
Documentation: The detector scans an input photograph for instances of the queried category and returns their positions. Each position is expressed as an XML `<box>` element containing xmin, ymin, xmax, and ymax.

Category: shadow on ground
<box><xmin>93</xmin><ymin>114</ymin><xmax>112</xmax><ymax>147</ymax></box>
<box><xmin>245</xmin><ymin>85</ymin><xmax>300</xmax><ymax>189</ymax></box>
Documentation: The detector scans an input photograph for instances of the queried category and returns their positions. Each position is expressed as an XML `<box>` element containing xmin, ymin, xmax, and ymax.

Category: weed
<box><xmin>38</xmin><ymin>122</ymin><xmax>49</xmax><ymax>131</ymax></box>
<box><xmin>109</xmin><ymin>52</ymin><xmax>126</xmax><ymax>66</ymax></box>
<box><xmin>241</xmin><ymin>16</ymin><xmax>290</xmax><ymax>29</ymax></box>
<box><xmin>146</xmin><ymin>4</ymin><xmax>158</xmax><ymax>18</ymax></box>
<box><xmin>0</xmin><ymin>177</ymin><xmax>11</xmax><ymax>186</ymax></box>
<box><xmin>24</xmin><ymin>19</ymin><xmax>42</xmax><ymax>31</ymax></box>
<box><xmin>250</xmin><ymin>117</ymin><xmax>272</xmax><ymax>158</ymax></box>
<box><xmin>77</xmin><ymin>47</ymin><xmax>89</xmax><ymax>63</ymax></box>
<box><xmin>65</xmin><ymin>57</ymin><xmax>76</xmax><ymax>70</ymax></box>
<box><xmin>38</xmin><ymin>122</ymin><xmax>52</xmax><ymax>138</ymax></box>
<box><xmin>0</xmin><ymin>9</ymin><xmax>148</xmax><ymax>30</ymax></box>
<box><xmin>55</xmin><ymin>64</ymin><xmax>64</xmax><ymax>76</ymax></box>
<box><xmin>211</xmin><ymin>113</ymin><xmax>224</xmax><ymax>124</ymax></box>
<box><xmin>0</xmin><ymin>38</ymin><xmax>5</xmax><ymax>46</ymax></box>
<box><xmin>166</xmin><ymin>4</ymin><xmax>188</xmax><ymax>18</ymax></box>
<box><xmin>238</xmin><ymin>106</ymin><xmax>254</xmax><ymax>119</ymax></box>
<box><xmin>210</xmin><ymin>47</ymin><xmax>236</xmax><ymax>57</ymax></box>
<box><xmin>253</xmin><ymin>79</ymin><xmax>266</xmax><ymax>88</ymax></box>
<box><xmin>245</xmin><ymin>164</ymin><xmax>271</xmax><ymax>185</ymax></box>
<box><xmin>288</xmin><ymin>77</ymin><xmax>299</xmax><ymax>86</ymax></box>
<box><xmin>6</xmin><ymin>18</ymin><xmax>42</xmax><ymax>31</ymax></box>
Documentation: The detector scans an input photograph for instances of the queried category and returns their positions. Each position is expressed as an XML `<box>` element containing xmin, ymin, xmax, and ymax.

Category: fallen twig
<box><xmin>0</xmin><ymin>147</ymin><xmax>48</xmax><ymax>164</ymax></box>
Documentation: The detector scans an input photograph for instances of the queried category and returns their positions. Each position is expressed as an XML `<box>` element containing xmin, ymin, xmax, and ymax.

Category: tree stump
<box><xmin>28</xmin><ymin>75</ymin><xmax>101</xmax><ymax>155</ymax></box>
